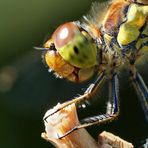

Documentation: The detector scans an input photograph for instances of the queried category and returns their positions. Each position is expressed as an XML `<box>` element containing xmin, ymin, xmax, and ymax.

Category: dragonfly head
<box><xmin>42</xmin><ymin>22</ymin><xmax>99</xmax><ymax>82</ymax></box>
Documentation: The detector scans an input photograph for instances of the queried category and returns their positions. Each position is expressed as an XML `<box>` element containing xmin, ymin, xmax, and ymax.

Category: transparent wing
<box><xmin>79</xmin><ymin>0</ymin><xmax>110</xmax><ymax>37</ymax></box>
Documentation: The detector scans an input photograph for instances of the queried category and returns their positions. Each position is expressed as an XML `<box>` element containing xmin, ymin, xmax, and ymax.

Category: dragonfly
<box><xmin>35</xmin><ymin>0</ymin><xmax>148</xmax><ymax>139</ymax></box>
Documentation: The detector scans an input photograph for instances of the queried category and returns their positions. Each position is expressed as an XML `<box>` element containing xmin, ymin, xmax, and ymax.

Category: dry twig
<box><xmin>41</xmin><ymin>103</ymin><xmax>134</xmax><ymax>148</ymax></box>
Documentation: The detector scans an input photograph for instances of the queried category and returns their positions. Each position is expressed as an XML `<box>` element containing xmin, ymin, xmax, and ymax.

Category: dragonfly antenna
<box><xmin>34</xmin><ymin>47</ymin><xmax>49</xmax><ymax>50</ymax></box>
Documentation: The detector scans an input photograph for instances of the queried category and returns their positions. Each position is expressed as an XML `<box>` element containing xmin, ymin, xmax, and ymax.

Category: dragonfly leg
<box><xmin>129</xmin><ymin>65</ymin><xmax>148</xmax><ymax>122</ymax></box>
<box><xmin>43</xmin><ymin>71</ymin><xmax>105</xmax><ymax>122</ymax></box>
<box><xmin>58</xmin><ymin>73</ymin><xmax>120</xmax><ymax>139</ymax></box>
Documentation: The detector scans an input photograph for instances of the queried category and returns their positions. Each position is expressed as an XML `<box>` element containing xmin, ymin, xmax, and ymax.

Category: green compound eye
<box><xmin>52</xmin><ymin>22</ymin><xmax>98</xmax><ymax>68</ymax></box>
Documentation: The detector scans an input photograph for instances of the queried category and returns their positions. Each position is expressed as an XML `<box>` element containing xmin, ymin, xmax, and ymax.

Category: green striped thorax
<box><xmin>52</xmin><ymin>22</ymin><xmax>98</xmax><ymax>69</ymax></box>
<box><xmin>117</xmin><ymin>3</ymin><xmax>148</xmax><ymax>46</ymax></box>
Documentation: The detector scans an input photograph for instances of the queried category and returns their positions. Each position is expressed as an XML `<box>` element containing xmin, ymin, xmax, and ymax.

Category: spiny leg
<box><xmin>106</xmin><ymin>73</ymin><xmax>119</xmax><ymax>115</ymax></box>
<box><xmin>58</xmin><ymin>73</ymin><xmax>120</xmax><ymax>139</ymax></box>
<box><xmin>129</xmin><ymin>65</ymin><xmax>148</xmax><ymax>122</ymax></box>
<box><xmin>43</xmin><ymin>71</ymin><xmax>105</xmax><ymax>121</ymax></box>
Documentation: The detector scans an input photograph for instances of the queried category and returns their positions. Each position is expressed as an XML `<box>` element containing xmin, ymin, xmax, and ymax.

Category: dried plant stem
<box><xmin>41</xmin><ymin>103</ymin><xmax>133</xmax><ymax>148</ymax></box>
<box><xmin>98</xmin><ymin>131</ymin><xmax>134</xmax><ymax>148</ymax></box>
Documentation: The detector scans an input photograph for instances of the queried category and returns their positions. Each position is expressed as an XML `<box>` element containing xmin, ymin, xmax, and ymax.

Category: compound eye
<box><xmin>53</xmin><ymin>22</ymin><xmax>78</xmax><ymax>48</ymax></box>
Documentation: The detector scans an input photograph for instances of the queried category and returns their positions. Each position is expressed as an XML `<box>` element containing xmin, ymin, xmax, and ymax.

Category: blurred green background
<box><xmin>0</xmin><ymin>0</ymin><xmax>147</xmax><ymax>147</ymax></box>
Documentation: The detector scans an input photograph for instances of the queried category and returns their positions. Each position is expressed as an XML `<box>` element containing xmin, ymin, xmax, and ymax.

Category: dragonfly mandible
<box><xmin>35</xmin><ymin>0</ymin><xmax>148</xmax><ymax>139</ymax></box>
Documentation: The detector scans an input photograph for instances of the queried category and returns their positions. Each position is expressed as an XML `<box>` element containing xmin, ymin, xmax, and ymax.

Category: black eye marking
<box><xmin>74</xmin><ymin>46</ymin><xmax>79</xmax><ymax>54</ymax></box>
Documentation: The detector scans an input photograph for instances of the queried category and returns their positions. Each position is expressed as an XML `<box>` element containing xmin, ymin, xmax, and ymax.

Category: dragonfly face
<box><xmin>44</xmin><ymin>22</ymin><xmax>98</xmax><ymax>82</ymax></box>
<box><xmin>39</xmin><ymin>0</ymin><xmax>148</xmax><ymax>140</ymax></box>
